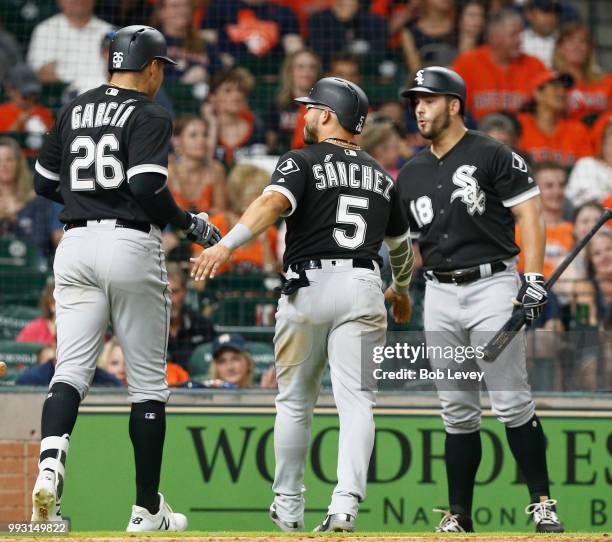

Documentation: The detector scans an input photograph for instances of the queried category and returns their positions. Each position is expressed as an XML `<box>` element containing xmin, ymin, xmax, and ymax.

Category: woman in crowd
<box><xmin>455</xmin><ymin>0</ymin><xmax>486</xmax><ymax>55</ymax></box>
<box><xmin>567</xmin><ymin>122</ymin><xmax>612</xmax><ymax>207</ymax></box>
<box><xmin>400</xmin><ymin>0</ymin><xmax>455</xmax><ymax>74</ymax></box>
<box><xmin>0</xmin><ymin>136</ymin><xmax>54</xmax><ymax>258</ymax></box>
<box><xmin>16</xmin><ymin>278</ymin><xmax>56</xmax><ymax>344</ymax></box>
<box><xmin>208</xmin><ymin>333</ymin><xmax>275</xmax><ymax>389</ymax></box>
<box><xmin>266</xmin><ymin>48</ymin><xmax>321</xmax><ymax>154</ymax></box>
<box><xmin>169</xmin><ymin>115</ymin><xmax>226</xmax><ymax>214</ymax></box>
<box><xmin>518</xmin><ymin>72</ymin><xmax>592</xmax><ymax>167</ymax></box>
<box><xmin>152</xmin><ymin>0</ymin><xmax>222</xmax><ymax>84</ymax></box>
<box><xmin>205</xmin><ymin>68</ymin><xmax>267</xmax><ymax>167</ymax></box>
<box><xmin>553</xmin><ymin>23</ymin><xmax>612</xmax><ymax>121</ymax></box>
<box><xmin>208</xmin><ymin>164</ymin><xmax>278</xmax><ymax>274</ymax></box>
<box><xmin>401</xmin><ymin>0</ymin><xmax>485</xmax><ymax>74</ymax></box>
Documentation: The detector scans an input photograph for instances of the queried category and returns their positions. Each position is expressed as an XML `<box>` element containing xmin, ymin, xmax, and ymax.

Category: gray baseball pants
<box><xmin>424</xmin><ymin>261</ymin><xmax>535</xmax><ymax>433</ymax></box>
<box><xmin>272</xmin><ymin>259</ymin><xmax>387</xmax><ymax>522</ymax></box>
<box><xmin>51</xmin><ymin>219</ymin><xmax>170</xmax><ymax>403</ymax></box>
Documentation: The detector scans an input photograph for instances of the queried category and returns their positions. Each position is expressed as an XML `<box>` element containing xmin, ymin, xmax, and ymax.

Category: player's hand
<box><xmin>513</xmin><ymin>272</ymin><xmax>547</xmax><ymax>322</ymax></box>
<box><xmin>186</xmin><ymin>212</ymin><xmax>221</xmax><ymax>248</ymax></box>
<box><xmin>190</xmin><ymin>244</ymin><xmax>231</xmax><ymax>280</ymax></box>
<box><xmin>384</xmin><ymin>286</ymin><xmax>412</xmax><ymax>324</ymax></box>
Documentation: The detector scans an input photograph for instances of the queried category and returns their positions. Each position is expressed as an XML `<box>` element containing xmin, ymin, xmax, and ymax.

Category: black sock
<box><xmin>129</xmin><ymin>401</ymin><xmax>166</xmax><ymax>515</ymax></box>
<box><xmin>41</xmin><ymin>382</ymin><xmax>81</xmax><ymax>438</ymax></box>
<box><xmin>445</xmin><ymin>431</ymin><xmax>481</xmax><ymax>517</ymax></box>
<box><xmin>505</xmin><ymin>415</ymin><xmax>550</xmax><ymax>503</ymax></box>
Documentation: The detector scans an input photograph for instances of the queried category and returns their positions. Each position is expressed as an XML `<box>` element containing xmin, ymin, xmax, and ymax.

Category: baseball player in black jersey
<box><xmin>191</xmin><ymin>77</ymin><xmax>415</xmax><ymax>532</ymax></box>
<box><xmin>397</xmin><ymin>67</ymin><xmax>563</xmax><ymax>533</ymax></box>
<box><xmin>30</xmin><ymin>26</ymin><xmax>220</xmax><ymax>531</ymax></box>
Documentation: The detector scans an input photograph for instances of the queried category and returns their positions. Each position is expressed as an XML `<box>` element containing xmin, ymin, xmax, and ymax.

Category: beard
<box><xmin>303</xmin><ymin>121</ymin><xmax>318</xmax><ymax>145</ymax></box>
<box><xmin>419</xmin><ymin>107</ymin><xmax>451</xmax><ymax>140</ymax></box>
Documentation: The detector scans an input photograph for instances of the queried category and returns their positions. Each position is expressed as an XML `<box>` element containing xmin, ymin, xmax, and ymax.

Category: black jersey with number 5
<box><xmin>396</xmin><ymin>130</ymin><xmax>539</xmax><ymax>272</ymax></box>
<box><xmin>264</xmin><ymin>140</ymin><xmax>409</xmax><ymax>269</ymax></box>
<box><xmin>35</xmin><ymin>84</ymin><xmax>172</xmax><ymax>225</ymax></box>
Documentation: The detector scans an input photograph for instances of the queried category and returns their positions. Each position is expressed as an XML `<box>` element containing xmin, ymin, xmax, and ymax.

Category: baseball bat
<box><xmin>482</xmin><ymin>207</ymin><xmax>612</xmax><ymax>362</ymax></box>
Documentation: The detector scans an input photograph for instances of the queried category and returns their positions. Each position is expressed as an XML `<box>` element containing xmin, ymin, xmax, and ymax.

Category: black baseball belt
<box><xmin>64</xmin><ymin>219</ymin><xmax>151</xmax><ymax>234</ymax></box>
<box><xmin>280</xmin><ymin>258</ymin><xmax>375</xmax><ymax>296</ymax></box>
<box><xmin>428</xmin><ymin>261</ymin><xmax>507</xmax><ymax>285</ymax></box>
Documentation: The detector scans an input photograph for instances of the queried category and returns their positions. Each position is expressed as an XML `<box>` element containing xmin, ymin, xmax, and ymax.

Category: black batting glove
<box><xmin>513</xmin><ymin>272</ymin><xmax>547</xmax><ymax>322</ymax></box>
<box><xmin>186</xmin><ymin>212</ymin><xmax>221</xmax><ymax>248</ymax></box>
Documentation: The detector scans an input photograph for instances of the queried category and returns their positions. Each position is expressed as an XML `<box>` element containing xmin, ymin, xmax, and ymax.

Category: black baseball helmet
<box><xmin>400</xmin><ymin>66</ymin><xmax>466</xmax><ymax>111</ymax></box>
<box><xmin>295</xmin><ymin>77</ymin><xmax>369</xmax><ymax>134</ymax></box>
<box><xmin>108</xmin><ymin>25</ymin><xmax>176</xmax><ymax>73</ymax></box>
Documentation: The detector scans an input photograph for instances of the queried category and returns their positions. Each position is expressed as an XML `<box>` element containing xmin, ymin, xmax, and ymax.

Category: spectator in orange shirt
<box><xmin>516</xmin><ymin>162</ymin><xmax>573</xmax><ymax>279</ymax></box>
<box><xmin>0</xmin><ymin>64</ymin><xmax>53</xmax><ymax>134</ymax></box>
<box><xmin>169</xmin><ymin>115</ymin><xmax>226</xmax><ymax>215</ymax></box>
<box><xmin>553</xmin><ymin>23</ymin><xmax>612</xmax><ymax>122</ymax></box>
<box><xmin>452</xmin><ymin>9</ymin><xmax>547</xmax><ymax>120</ymax></box>
<box><xmin>518</xmin><ymin>71</ymin><xmax>592</xmax><ymax>167</ymax></box>
<box><xmin>208</xmin><ymin>164</ymin><xmax>278</xmax><ymax>274</ymax></box>
<box><xmin>206</xmin><ymin>67</ymin><xmax>267</xmax><ymax>167</ymax></box>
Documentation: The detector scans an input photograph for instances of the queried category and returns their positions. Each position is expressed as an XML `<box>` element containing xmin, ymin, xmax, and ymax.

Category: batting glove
<box><xmin>186</xmin><ymin>212</ymin><xmax>221</xmax><ymax>248</ymax></box>
<box><xmin>514</xmin><ymin>272</ymin><xmax>547</xmax><ymax>322</ymax></box>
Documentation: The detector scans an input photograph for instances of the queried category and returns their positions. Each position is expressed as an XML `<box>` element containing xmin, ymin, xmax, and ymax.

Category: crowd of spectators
<box><xmin>0</xmin><ymin>0</ymin><xmax>611</xmax><ymax>390</ymax></box>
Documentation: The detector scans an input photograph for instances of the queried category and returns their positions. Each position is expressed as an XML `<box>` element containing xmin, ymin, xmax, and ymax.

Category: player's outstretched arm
<box><xmin>190</xmin><ymin>191</ymin><xmax>290</xmax><ymax>280</ymax></box>
<box><xmin>384</xmin><ymin>232</ymin><xmax>415</xmax><ymax>324</ymax></box>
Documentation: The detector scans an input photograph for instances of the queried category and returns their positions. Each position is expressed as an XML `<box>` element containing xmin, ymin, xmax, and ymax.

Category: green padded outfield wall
<box><xmin>62</xmin><ymin>406</ymin><xmax>611</xmax><ymax>532</ymax></box>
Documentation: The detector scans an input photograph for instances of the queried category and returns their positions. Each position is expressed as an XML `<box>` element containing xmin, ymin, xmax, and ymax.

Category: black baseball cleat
<box><xmin>313</xmin><ymin>513</ymin><xmax>355</xmax><ymax>532</ymax></box>
<box><xmin>433</xmin><ymin>509</ymin><xmax>474</xmax><ymax>532</ymax></box>
<box><xmin>525</xmin><ymin>499</ymin><xmax>564</xmax><ymax>533</ymax></box>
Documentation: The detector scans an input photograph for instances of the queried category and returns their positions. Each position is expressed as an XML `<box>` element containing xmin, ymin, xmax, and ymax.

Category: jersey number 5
<box><xmin>333</xmin><ymin>195</ymin><xmax>368</xmax><ymax>249</ymax></box>
<box><xmin>70</xmin><ymin>134</ymin><xmax>125</xmax><ymax>191</ymax></box>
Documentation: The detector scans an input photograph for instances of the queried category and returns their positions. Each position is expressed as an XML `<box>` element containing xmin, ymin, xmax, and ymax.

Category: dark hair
<box><xmin>330</xmin><ymin>52</ymin><xmax>360</xmax><ymax>70</ymax></box>
<box><xmin>210</xmin><ymin>67</ymin><xmax>255</xmax><ymax>95</ymax></box>
<box><xmin>572</xmin><ymin>200</ymin><xmax>604</xmax><ymax>223</ymax></box>
<box><xmin>532</xmin><ymin>160</ymin><xmax>566</xmax><ymax>178</ymax></box>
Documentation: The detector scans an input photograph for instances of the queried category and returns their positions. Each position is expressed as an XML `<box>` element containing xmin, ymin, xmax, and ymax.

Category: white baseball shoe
<box><xmin>31</xmin><ymin>470</ymin><xmax>62</xmax><ymax>522</ymax></box>
<box><xmin>525</xmin><ymin>499</ymin><xmax>564</xmax><ymax>533</ymax></box>
<box><xmin>433</xmin><ymin>509</ymin><xmax>474</xmax><ymax>532</ymax></box>
<box><xmin>269</xmin><ymin>503</ymin><xmax>304</xmax><ymax>531</ymax></box>
<box><xmin>313</xmin><ymin>513</ymin><xmax>355</xmax><ymax>532</ymax></box>
<box><xmin>126</xmin><ymin>493</ymin><xmax>188</xmax><ymax>532</ymax></box>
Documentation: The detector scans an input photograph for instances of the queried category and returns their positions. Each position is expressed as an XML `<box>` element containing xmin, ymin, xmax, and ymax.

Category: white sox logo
<box><xmin>415</xmin><ymin>69</ymin><xmax>425</xmax><ymax>86</ymax></box>
<box><xmin>112</xmin><ymin>51</ymin><xmax>124</xmax><ymax>69</ymax></box>
<box><xmin>450</xmin><ymin>165</ymin><xmax>486</xmax><ymax>215</ymax></box>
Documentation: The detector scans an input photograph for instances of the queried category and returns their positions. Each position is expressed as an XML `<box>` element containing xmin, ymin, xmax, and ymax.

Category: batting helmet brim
<box><xmin>155</xmin><ymin>55</ymin><xmax>177</xmax><ymax>66</ymax></box>
<box><xmin>294</xmin><ymin>96</ymin><xmax>330</xmax><ymax>108</ymax></box>
<box><xmin>400</xmin><ymin>86</ymin><xmax>459</xmax><ymax>99</ymax></box>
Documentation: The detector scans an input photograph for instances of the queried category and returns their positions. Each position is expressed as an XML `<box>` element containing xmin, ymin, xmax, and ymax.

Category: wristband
<box><xmin>219</xmin><ymin>223</ymin><xmax>254</xmax><ymax>250</ymax></box>
<box><xmin>391</xmin><ymin>281</ymin><xmax>409</xmax><ymax>295</ymax></box>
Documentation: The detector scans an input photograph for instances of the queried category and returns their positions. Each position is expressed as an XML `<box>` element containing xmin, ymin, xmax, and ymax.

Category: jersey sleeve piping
<box><xmin>263</xmin><ymin>185</ymin><xmax>297</xmax><ymax>217</ymax></box>
<box><xmin>35</xmin><ymin>161</ymin><xmax>60</xmax><ymax>181</ymax></box>
<box><xmin>502</xmin><ymin>185</ymin><xmax>540</xmax><ymax>208</ymax></box>
<box><xmin>127</xmin><ymin>164</ymin><xmax>169</xmax><ymax>181</ymax></box>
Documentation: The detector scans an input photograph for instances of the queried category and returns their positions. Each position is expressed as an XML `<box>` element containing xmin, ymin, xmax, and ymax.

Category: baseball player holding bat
<box><xmin>191</xmin><ymin>77</ymin><xmax>414</xmax><ymax>532</ymax></box>
<box><xmin>31</xmin><ymin>26</ymin><xmax>220</xmax><ymax>530</ymax></box>
<box><xmin>396</xmin><ymin>67</ymin><xmax>563</xmax><ymax>533</ymax></box>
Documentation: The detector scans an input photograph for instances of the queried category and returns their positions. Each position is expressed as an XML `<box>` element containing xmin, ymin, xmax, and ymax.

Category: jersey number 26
<box><xmin>70</xmin><ymin>134</ymin><xmax>125</xmax><ymax>191</ymax></box>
